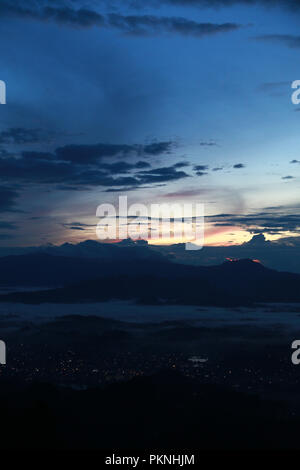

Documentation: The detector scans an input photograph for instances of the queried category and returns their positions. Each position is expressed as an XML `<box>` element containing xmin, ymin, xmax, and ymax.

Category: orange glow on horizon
<box><xmin>61</xmin><ymin>220</ymin><xmax>300</xmax><ymax>249</ymax></box>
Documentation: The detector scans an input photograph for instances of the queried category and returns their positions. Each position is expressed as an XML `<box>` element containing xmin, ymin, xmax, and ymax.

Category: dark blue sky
<box><xmin>0</xmin><ymin>0</ymin><xmax>300</xmax><ymax>246</ymax></box>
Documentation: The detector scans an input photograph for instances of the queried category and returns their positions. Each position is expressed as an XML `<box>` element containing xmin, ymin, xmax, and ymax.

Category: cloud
<box><xmin>104</xmin><ymin>183</ymin><xmax>167</xmax><ymax>192</ymax></box>
<box><xmin>66</xmin><ymin>226</ymin><xmax>85</xmax><ymax>231</ymax></box>
<box><xmin>63</xmin><ymin>222</ymin><xmax>95</xmax><ymax>229</ymax></box>
<box><xmin>142</xmin><ymin>142</ymin><xmax>175</xmax><ymax>155</ymax></box>
<box><xmin>108</xmin><ymin>14</ymin><xmax>241</xmax><ymax>37</ymax></box>
<box><xmin>0</xmin><ymin>1</ymin><xmax>242</xmax><ymax>38</ymax></box>
<box><xmin>282</xmin><ymin>175</ymin><xmax>295</xmax><ymax>180</ymax></box>
<box><xmin>162</xmin><ymin>189</ymin><xmax>205</xmax><ymax>198</ymax></box>
<box><xmin>0</xmin><ymin>221</ymin><xmax>16</xmax><ymax>229</ymax></box>
<box><xmin>193</xmin><ymin>164</ymin><xmax>209</xmax><ymax>175</ymax></box>
<box><xmin>0</xmin><ymin>155</ymin><xmax>75</xmax><ymax>184</ymax></box>
<box><xmin>173</xmin><ymin>161</ymin><xmax>190</xmax><ymax>168</ymax></box>
<box><xmin>0</xmin><ymin>144</ymin><xmax>188</xmax><ymax>189</ymax></box>
<box><xmin>233</xmin><ymin>163</ymin><xmax>245</xmax><ymax>169</ymax></box>
<box><xmin>54</xmin><ymin>141</ymin><xmax>174</xmax><ymax>164</ymax></box>
<box><xmin>207</xmin><ymin>208</ymin><xmax>300</xmax><ymax>234</ymax></box>
<box><xmin>0</xmin><ymin>2</ymin><xmax>105</xmax><ymax>28</ymax></box>
<box><xmin>0</xmin><ymin>187</ymin><xmax>19</xmax><ymax>212</ymax></box>
<box><xmin>0</xmin><ymin>234</ymin><xmax>15</xmax><ymax>240</ymax></box>
<box><xmin>100</xmin><ymin>161</ymin><xmax>151</xmax><ymax>172</ymax></box>
<box><xmin>194</xmin><ymin>164</ymin><xmax>209</xmax><ymax>171</ymax></box>
<box><xmin>199</xmin><ymin>141</ymin><xmax>218</xmax><ymax>146</ymax></box>
<box><xmin>136</xmin><ymin>164</ymin><xmax>190</xmax><ymax>184</ymax></box>
<box><xmin>290</xmin><ymin>160</ymin><xmax>300</xmax><ymax>164</ymax></box>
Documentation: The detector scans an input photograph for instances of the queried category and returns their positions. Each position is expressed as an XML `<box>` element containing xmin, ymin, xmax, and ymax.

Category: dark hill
<box><xmin>1</xmin><ymin>255</ymin><xmax>300</xmax><ymax>306</ymax></box>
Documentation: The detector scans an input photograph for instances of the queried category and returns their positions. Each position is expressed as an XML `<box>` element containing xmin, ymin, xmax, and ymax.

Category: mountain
<box><xmin>151</xmin><ymin>234</ymin><xmax>300</xmax><ymax>274</ymax></box>
<box><xmin>1</xmin><ymin>234</ymin><xmax>300</xmax><ymax>274</ymax></box>
<box><xmin>0</xmin><ymin>253</ymin><xmax>177</xmax><ymax>288</ymax></box>
<box><xmin>0</xmin><ymin>240</ymin><xmax>167</xmax><ymax>287</ymax></box>
<box><xmin>0</xmin><ymin>239</ymin><xmax>153</xmax><ymax>259</ymax></box>
<box><xmin>1</xmin><ymin>254</ymin><xmax>300</xmax><ymax>306</ymax></box>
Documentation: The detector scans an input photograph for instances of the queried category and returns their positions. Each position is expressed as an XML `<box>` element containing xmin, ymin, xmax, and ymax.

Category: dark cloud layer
<box><xmin>0</xmin><ymin>2</ymin><xmax>105</xmax><ymax>28</ymax></box>
<box><xmin>0</xmin><ymin>221</ymin><xmax>16</xmax><ymax>229</ymax></box>
<box><xmin>0</xmin><ymin>139</ymin><xmax>188</xmax><ymax>190</ymax></box>
<box><xmin>108</xmin><ymin>13</ymin><xmax>240</xmax><ymax>37</ymax></box>
<box><xmin>0</xmin><ymin>187</ymin><xmax>19</xmax><ymax>212</ymax></box>
<box><xmin>54</xmin><ymin>141</ymin><xmax>174</xmax><ymax>164</ymax></box>
<box><xmin>0</xmin><ymin>1</ymin><xmax>242</xmax><ymax>38</ymax></box>
<box><xmin>208</xmin><ymin>209</ymin><xmax>300</xmax><ymax>235</ymax></box>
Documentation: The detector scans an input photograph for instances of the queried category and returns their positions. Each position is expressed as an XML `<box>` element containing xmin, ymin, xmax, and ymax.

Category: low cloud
<box><xmin>233</xmin><ymin>163</ymin><xmax>245</xmax><ymax>169</ymax></box>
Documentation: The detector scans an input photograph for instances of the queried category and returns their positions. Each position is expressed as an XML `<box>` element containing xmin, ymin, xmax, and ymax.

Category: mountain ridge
<box><xmin>1</xmin><ymin>251</ymin><xmax>299</xmax><ymax>306</ymax></box>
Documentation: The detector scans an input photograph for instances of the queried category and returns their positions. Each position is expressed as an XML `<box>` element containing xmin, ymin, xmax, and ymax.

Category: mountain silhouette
<box><xmin>0</xmin><ymin>241</ymin><xmax>167</xmax><ymax>287</ymax></box>
<box><xmin>1</xmin><ymin>251</ymin><xmax>300</xmax><ymax>306</ymax></box>
<box><xmin>1</xmin><ymin>235</ymin><xmax>300</xmax><ymax>274</ymax></box>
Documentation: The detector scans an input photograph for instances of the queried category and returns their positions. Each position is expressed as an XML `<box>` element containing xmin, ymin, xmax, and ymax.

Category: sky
<box><xmin>1</xmin><ymin>0</ymin><xmax>300</xmax><ymax>247</ymax></box>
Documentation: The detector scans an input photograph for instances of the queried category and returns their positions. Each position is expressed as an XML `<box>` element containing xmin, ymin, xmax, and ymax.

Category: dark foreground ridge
<box><xmin>0</xmin><ymin>370</ymin><xmax>299</xmax><ymax>450</ymax></box>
